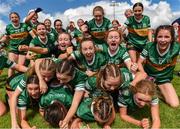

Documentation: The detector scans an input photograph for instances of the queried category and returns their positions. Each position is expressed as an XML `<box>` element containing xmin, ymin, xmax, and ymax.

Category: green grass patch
<box><xmin>0</xmin><ymin>64</ymin><xmax>180</xmax><ymax>128</ymax></box>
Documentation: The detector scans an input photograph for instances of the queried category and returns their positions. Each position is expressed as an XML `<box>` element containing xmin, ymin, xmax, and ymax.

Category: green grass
<box><xmin>0</xmin><ymin>64</ymin><xmax>180</xmax><ymax>128</ymax></box>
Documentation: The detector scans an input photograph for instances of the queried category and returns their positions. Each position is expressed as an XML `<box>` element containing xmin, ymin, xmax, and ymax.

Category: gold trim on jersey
<box><xmin>128</xmin><ymin>27</ymin><xmax>148</xmax><ymax>37</ymax></box>
<box><xmin>9</xmin><ymin>32</ymin><xmax>29</xmax><ymax>39</ymax></box>
<box><xmin>146</xmin><ymin>57</ymin><xmax>177</xmax><ymax>71</ymax></box>
<box><xmin>91</xmin><ymin>31</ymin><xmax>106</xmax><ymax>39</ymax></box>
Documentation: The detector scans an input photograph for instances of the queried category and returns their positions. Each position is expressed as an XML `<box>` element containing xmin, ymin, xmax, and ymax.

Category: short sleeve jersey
<box><xmin>6</xmin><ymin>73</ymin><xmax>24</xmax><ymax>91</ymax></box>
<box><xmin>88</xmin><ymin>17</ymin><xmax>112</xmax><ymax>44</ymax></box>
<box><xmin>47</xmin><ymin>28</ymin><xmax>58</xmax><ymax>43</ymax></box>
<box><xmin>17</xmin><ymin>89</ymin><xmax>31</xmax><ymax>109</ymax></box>
<box><xmin>71</xmin><ymin>51</ymin><xmax>106</xmax><ymax>72</ymax></box>
<box><xmin>117</xmin><ymin>87</ymin><xmax>159</xmax><ymax>109</ymax></box>
<box><xmin>98</xmin><ymin>44</ymin><xmax>130</xmax><ymax>65</ymax></box>
<box><xmin>140</xmin><ymin>42</ymin><xmax>180</xmax><ymax>84</ymax></box>
<box><xmin>125</xmin><ymin>15</ymin><xmax>151</xmax><ymax>51</ymax></box>
<box><xmin>68</xmin><ymin>68</ymin><xmax>87</xmax><ymax>91</ymax></box>
<box><xmin>29</xmin><ymin>34</ymin><xmax>55</xmax><ymax>58</ymax></box>
<box><xmin>39</xmin><ymin>86</ymin><xmax>73</xmax><ymax>109</ymax></box>
<box><xmin>76</xmin><ymin>97</ymin><xmax>94</xmax><ymax>121</ymax></box>
<box><xmin>5</xmin><ymin>23</ymin><xmax>32</xmax><ymax>51</ymax></box>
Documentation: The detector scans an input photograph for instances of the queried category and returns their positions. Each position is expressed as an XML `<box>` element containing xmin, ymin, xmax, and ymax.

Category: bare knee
<box><xmin>167</xmin><ymin>100</ymin><xmax>179</xmax><ymax>108</ymax></box>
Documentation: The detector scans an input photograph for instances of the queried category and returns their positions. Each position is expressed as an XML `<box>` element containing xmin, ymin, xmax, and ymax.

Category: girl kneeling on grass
<box><xmin>118</xmin><ymin>79</ymin><xmax>160</xmax><ymax>129</ymax></box>
<box><xmin>9</xmin><ymin>74</ymin><xmax>41</xmax><ymax>129</ymax></box>
<box><xmin>0</xmin><ymin>54</ymin><xmax>28</xmax><ymax>116</ymax></box>
<box><xmin>137</xmin><ymin>25</ymin><xmax>180</xmax><ymax>107</ymax></box>
<box><xmin>10</xmin><ymin>58</ymin><xmax>56</xmax><ymax>128</ymax></box>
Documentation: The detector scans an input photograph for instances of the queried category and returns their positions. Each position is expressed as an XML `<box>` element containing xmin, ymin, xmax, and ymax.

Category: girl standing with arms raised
<box><xmin>0</xmin><ymin>12</ymin><xmax>35</xmax><ymax>77</ymax></box>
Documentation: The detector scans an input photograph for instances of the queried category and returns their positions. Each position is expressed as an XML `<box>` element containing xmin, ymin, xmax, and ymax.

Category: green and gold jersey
<box><xmin>71</xmin><ymin>51</ymin><xmax>106</xmax><ymax>72</ymax></box>
<box><xmin>88</xmin><ymin>17</ymin><xmax>112</xmax><ymax>44</ymax></box>
<box><xmin>29</xmin><ymin>34</ymin><xmax>55</xmax><ymax>58</ymax></box>
<box><xmin>39</xmin><ymin>86</ymin><xmax>73</xmax><ymax>109</ymax></box>
<box><xmin>76</xmin><ymin>97</ymin><xmax>94</xmax><ymax>121</ymax></box>
<box><xmin>98</xmin><ymin>44</ymin><xmax>130</xmax><ymax>65</ymax></box>
<box><xmin>125</xmin><ymin>15</ymin><xmax>151</xmax><ymax>51</ymax></box>
<box><xmin>140</xmin><ymin>42</ymin><xmax>180</xmax><ymax>84</ymax></box>
<box><xmin>5</xmin><ymin>23</ymin><xmax>32</xmax><ymax>52</ymax></box>
<box><xmin>118</xmin><ymin>87</ymin><xmax>159</xmax><ymax>109</ymax></box>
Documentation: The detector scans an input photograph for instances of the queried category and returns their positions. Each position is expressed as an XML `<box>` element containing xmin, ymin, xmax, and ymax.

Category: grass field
<box><xmin>0</xmin><ymin>64</ymin><xmax>180</xmax><ymax>128</ymax></box>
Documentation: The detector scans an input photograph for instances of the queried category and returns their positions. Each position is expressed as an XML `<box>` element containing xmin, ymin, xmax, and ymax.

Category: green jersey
<box><xmin>29</xmin><ymin>34</ymin><xmax>55</xmax><ymax>58</ymax></box>
<box><xmin>98</xmin><ymin>44</ymin><xmax>130</xmax><ymax>66</ymax></box>
<box><xmin>140</xmin><ymin>42</ymin><xmax>180</xmax><ymax>84</ymax></box>
<box><xmin>0</xmin><ymin>55</ymin><xmax>15</xmax><ymax>72</ymax></box>
<box><xmin>85</xmin><ymin>76</ymin><xmax>105</xmax><ymax>97</ymax></box>
<box><xmin>47</xmin><ymin>28</ymin><xmax>58</xmax><ymax>43</ymax></box>
<box><xmin>17</xmin><ymin>89</ymin><xmax>34</xmax><ymax>109</ymax></box>
<box><xmin>125</xmin><ymin>15</ymin><xmax>151</xmax><ymax>51</ymax></box>
<box><xmin>6</xmin><ymin>73</ymin><xmax>24</xmax><ymax>91</ymax></box>
<box><xmin>85</xmin><ymin>68</ymin><xmax>133</xmax><ymax>92</ymax></box>
<box><xmin>69</xmin><ymin>68</ymin><xmax>87</xmax><ymax>91</ymax></box>
<box><xmin>76</xmin><ymin>97</ymin><xmax>94</xmax><ymax>121</ymax></box>
<box><xmin>88</xmin><ymin>17</ymin><xmax>112</xmax><ymax>44</ymax></box>
<box><xmin>71</xmin><ymin>51</ymin><xmax>106</xmax><ymax>72</ymax></box>
<box><xmin>39</xmin><ymin>86</ymin><xmax>73</xmax><ymax>109</ymax></box>
<box><xmin>73</xmin><ymin>29</ymin><xmax>83</xmax><ymax>49</ymax></box>
<box><xmin>5</xmin><ymin>23</ymin><xmax>32</xmax><ymax>53</ymax></box>
<box><xmin>118</xmin><ymin>87</ymin><xmax>159</xmax><ymax>109</ymax></box>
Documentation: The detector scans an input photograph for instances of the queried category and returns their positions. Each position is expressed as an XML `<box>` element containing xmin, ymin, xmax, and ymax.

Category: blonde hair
<box><xmin>39</xmin><ymin>58</ymin><xmax>56</xmax><ymax>74</ymax></box>
<box><xmin>131</xmin><ymin>79</ymin><xmax>156</xmax><ymax>97</ymax></box>
<box><xmin>97</xmin><ymin>64</ymin><xmax>121</xmax><ymax>91</ymax></box>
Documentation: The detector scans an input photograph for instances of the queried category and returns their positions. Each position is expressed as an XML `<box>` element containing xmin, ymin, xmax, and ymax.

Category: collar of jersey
<box><xmin>156</xmin><ymin>43</ymin><xmax>170</xmax><ymax>57</ymax></box>
<box><xmin>108</xmin><ymin>46</ymin><xmax>120</xmax><ymax>57</ymax></box>
<box><xmin>38</xmin><ymin>35</ymin><xmax>48</xmax><ymax>45</ymax></box>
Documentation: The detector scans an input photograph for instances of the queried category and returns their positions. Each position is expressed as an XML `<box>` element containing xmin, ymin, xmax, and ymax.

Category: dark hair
<box><xmin>54</xmin><ymin>19</ymin><xmax>62</xmax><ymax>27</ymax></box>
<box><xmin>80</xmin><ymin>38</ymin><xmax>96</xmax><ymax>52</ymax></box>
<box><xmin>154</xmin><ymin>25</ymin><xmax>175</xmax><ymax>43</ymax></box>
<box><xmin>56</xmin><ymin>59</ymin><xmax>75</xmax><ymax>77</ymax></box>
<box><xmin>27</xmin><ymin>74</ymin><xmax>39</xmax><ymax>85</ymax></box>
<box><xmin>133</xmin><ymin>2</ymin><xmax>144</xmax><ymax>10</ymax></box>
<box><xmin>58</xmin><ymin>32</ymin><xmax>72</xmax><ymax>41</ymax></box>
<box><xmin>36</xmin><ymin>22</ymin><xmax>46</xmax><ymax>30</ymax></box>
<box><xmin>92</xmin><ymin>94</ymin><xmax>113</xmax><ymax>123</ymax></box>
<box><xmin>9</xmin><ymin>12</ymin><xmax>20</xmax><ymax>19</ymax></box>
<box><xmin>93</xmin><ymin>6</ymin><xmax>104</xmax><ymax>15</ymax></box>
<box><xmin>44</xmin><ymin>101</ymin><xmax>67</xmax><ymax>127</ymax></box>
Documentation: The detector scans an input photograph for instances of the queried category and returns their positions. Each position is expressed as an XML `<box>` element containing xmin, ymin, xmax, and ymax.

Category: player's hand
<box><xmin>59</xmin><ymin>120</ymin><xmax>68</xmax><ymax>129</ymax></box>
<box><xmin>31</xmin><ymin>126</ymin><xmax>37</xmax><ymax>129</ymax></box>
<box><xmin>66</xmin><ymin>46</ymin><xmax>73</xmax><ymax>55</ymax></box>
<box><xmin>35</xmin><ymin>8</ymin><xmax>42</xmax><ymax>13</ymax></box>
<box><xmin>141</xmin><ymin>118</ymin><xmax>150</xmax><ymax>129</ymax></box>
<box><xmin>103</xmin><ymin>125</ymin><xmax>111</xmax><ymax>129</ymax></box>
<box><xmin>39</xmin><ymin>80</ymin><xmax>48</xmax><ymax>94</ymax></box>
<box><xmin>130</xmin><ymin>62</ymin><xmax>138</xmax><ymax>73</ymax></box>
